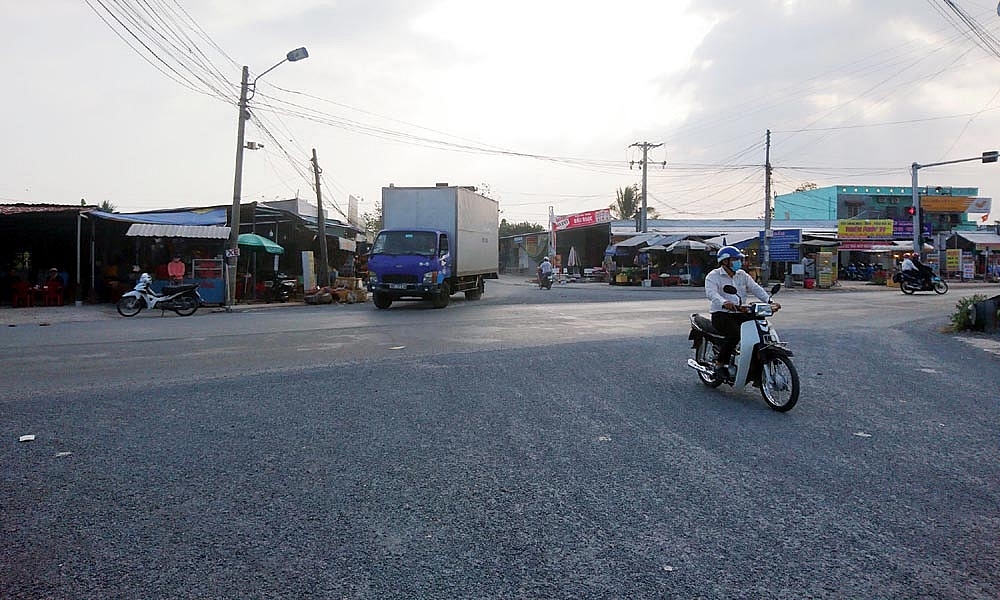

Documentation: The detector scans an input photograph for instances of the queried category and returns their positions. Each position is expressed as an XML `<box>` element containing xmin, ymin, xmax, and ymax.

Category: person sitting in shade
<box><xmin>167</xmin><ymin>256</ymin><xmax>186</xmax><ymax>283</ymax></box>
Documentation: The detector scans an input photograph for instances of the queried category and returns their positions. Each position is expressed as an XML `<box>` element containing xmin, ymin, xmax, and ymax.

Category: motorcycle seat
<box><xmin>162</xmin><ymin>284</ymin><xmax>198</xmax><ymax>295</ymax></box>
<box><xmin>690</xmin><ymin>313</ymin><xmax>724</xmax><ymax>338</ymax></box>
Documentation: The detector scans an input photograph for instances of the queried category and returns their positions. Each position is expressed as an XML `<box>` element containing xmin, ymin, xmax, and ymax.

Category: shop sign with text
<box><xmin>552</xmin><ymin>208</ymin><xmax>612</xmax><ymax>231</ymax></box>
<box><xmin>919</xmin><ymin>196</ymin><xmax>991</xmax><ymax>213</ymax></box>
<box><xmin>838</xmin><ymin>219</ymin><xmax>894</xmax><ymax>239</ymax></box>
<box><xmin>892</xmin><ymin>220</ymin><xmax>932</xmax><ymax>240</ymax></box>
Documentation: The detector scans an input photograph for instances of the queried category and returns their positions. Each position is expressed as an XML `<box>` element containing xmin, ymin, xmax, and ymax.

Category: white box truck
<box><xmin>367</xmin><ymin>184</ymin><xmax>499</xmax><ymax>309</ymax></box>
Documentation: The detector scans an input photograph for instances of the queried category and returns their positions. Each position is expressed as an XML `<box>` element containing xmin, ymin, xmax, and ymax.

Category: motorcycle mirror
<box><xmin>770</xmin><ymin>283</ymin><xmax>781</xmax><ymax>295</ymax></box>
<box><xmin>723</xmin><ymin>284</ymin><xmax>738</xmax><ymax>295</ymax></box>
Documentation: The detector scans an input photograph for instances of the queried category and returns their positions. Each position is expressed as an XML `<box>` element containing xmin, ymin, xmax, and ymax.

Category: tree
<box><xmin>361</xmin><ymin>201</ymin><xmax>382</xmax><ymax>239</ymax></box>
<box><xmin>97</xmin><ymin>200</ymin><xmax>117</xmax><ymax>213</ymax></box>
<box><xmin>610</xmin><ymin>185</ymin><xmax>659</xmax><ymax>220</ymax></box>
<box><xmin>499</xmin><ymin>219</ymin><xmax>545</xmax><ymax>237</ymax></box>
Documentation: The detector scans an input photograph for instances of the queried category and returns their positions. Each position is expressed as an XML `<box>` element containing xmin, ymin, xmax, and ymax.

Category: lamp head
<box><xmin>286</xmin><ymin>47</ymin><xmax>309</xmax><ymax>62</ymax></box>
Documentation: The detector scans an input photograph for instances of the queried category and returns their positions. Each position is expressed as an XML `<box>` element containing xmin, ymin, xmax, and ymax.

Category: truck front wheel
<box><xmin>431</xmin><ymin>282</ymin><xmax>450</xmax><ymax>308</ymax></box>
<box><xmin>373</xmin><ymin>291</ymin><xmax>392</xmax><ymax>309</ymax></box>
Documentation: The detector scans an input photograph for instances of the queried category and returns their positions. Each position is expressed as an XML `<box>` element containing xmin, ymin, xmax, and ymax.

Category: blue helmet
<box><xmin>717</xmin><ymin>245</ymin><xmax>744</xmax><ymax>262</ymax></box>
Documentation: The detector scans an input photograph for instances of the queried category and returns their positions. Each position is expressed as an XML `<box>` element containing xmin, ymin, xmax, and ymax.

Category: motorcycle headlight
<box><xmin>423</xmin><ymin>271</ymin><xmax>438</xmax><ymax>284</ymax></box>
<box><xmin>754</xmin><ymin>303</ymin><xmax>774</xmax><ymax>318</ymax></box>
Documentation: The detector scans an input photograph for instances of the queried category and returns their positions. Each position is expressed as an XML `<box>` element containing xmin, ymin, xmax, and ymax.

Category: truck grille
<box><xmin>381</xmin><ymin>274</ymin><xmax>418</xmax><ymax>284</ymax></box>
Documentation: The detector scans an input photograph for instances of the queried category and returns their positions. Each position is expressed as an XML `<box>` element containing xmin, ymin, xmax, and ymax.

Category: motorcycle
<box><xmin>116</xmin><ymin>273</ymin><xmax>202</xmax><ymax>317</ymax></box>
<box><xmin>686</xmin><ymin>283</ymin><xmax>800</xmax><ymax>412</ymax></box>
<box><xmin>538</xmin><ymin>270</ymin><xmax>553</xmax><ymax>290</ymax></box>
<box><xmin>894</xmin><ymin>271</ymin><xmax>948</xmax><ymax>295</ymax></box>
<box><xmin>268</xmin><ymin>272</ymin><xmax>297</xmax><ymax>302</ymax></box>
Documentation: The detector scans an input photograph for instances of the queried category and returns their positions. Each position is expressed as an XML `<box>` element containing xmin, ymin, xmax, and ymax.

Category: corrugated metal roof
<box><xmin>957</xmin><ymin>232</ymin><xmax>1000</xmax><ymax>248</ymax></box>
<box><xmin>0</xmin><ymin>203</ymin><xmax>90</xmax><ymax>216</ymax></box>
<box><xmin>125</xmin><ymin>224</ymin><xmax>231</xmax><ymax>239</ymax></box>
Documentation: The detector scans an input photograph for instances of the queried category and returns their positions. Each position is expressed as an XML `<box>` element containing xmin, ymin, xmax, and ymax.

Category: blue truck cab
<box><xmin>368</xmin><ymin>229</ymin><xmax>453</xmax><ymax>308</ymax></box>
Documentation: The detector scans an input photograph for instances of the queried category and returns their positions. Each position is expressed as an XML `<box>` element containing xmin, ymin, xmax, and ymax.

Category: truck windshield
<box><xmin>372</xmin><ymin>231</ymin><xmax>439</xmax><ymax>257</ymax></box>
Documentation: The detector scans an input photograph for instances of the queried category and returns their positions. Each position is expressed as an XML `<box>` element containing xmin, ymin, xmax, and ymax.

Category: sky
<box><xmin>4</xmin><ymin>0</ymin><xmax>1000</xmax><ymax>226</ymax></box>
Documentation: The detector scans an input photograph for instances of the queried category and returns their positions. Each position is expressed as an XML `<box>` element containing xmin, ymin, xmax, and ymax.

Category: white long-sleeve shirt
<box><xmin>705</xmin><ymin>266</ymin><xmax>770</xmax><ymax>313</ymax></box>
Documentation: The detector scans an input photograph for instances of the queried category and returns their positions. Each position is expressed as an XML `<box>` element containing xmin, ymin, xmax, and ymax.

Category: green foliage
<box><xmin>499</xmin><ymin>219</ymin><xmax>545</xmax><ymax>237</ymax></box>
<box><xmin>362</xmin><ymin>201</ymin><xmax>383</xmax><ymax>238</ymax></box>
<box><xmin>610</xmin><ymin>184</ymin><xmax>659</xmax><ymax>220</ymax></box>
<box><xmin>951</xmin><ymin>294</ymin><xmax>988</xmax><ymax>331</ymax></box>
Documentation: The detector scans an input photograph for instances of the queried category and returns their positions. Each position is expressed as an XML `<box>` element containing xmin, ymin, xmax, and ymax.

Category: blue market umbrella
<box><xmin>238</xmin><ymin>233</ymin><xmax>284</xmax><ymax>255</ymax></box>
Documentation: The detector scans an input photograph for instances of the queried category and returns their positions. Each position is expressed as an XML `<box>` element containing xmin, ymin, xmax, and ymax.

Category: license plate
<box><xmin>389</xmin><ymin>283</ymin><xmax>407</xmax><ymax>289</ymax></box>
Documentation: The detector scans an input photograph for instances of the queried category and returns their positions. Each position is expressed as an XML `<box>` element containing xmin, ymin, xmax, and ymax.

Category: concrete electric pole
<box><xmin>629</xmin><ymin>142</ymin><xmax>665</xmax><ymax>233</ymax></box>
<box><xmin>225</xmin><ymin>65</ymin><xmax>250</xmax><ymax>310</ymax></box>
<box><xmin>762</xmin><ymin>129</ymin><xmax>773</xmax><ymax>282</ymax></box>
<box><xmin>312</xmin><ymin>148</ymin><xmax>330</xmax><ymax>288</ymax></box>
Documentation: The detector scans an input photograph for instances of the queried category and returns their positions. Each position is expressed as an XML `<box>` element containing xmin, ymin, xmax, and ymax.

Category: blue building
<box><xmin>774</xmin><ymin>184</ymin><xmax>982</xmax><ymax>234</ymax></box>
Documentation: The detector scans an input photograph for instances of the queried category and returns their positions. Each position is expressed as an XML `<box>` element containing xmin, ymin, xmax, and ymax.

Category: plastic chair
<box><xmin>12</xmin><ymin>281</ymin><xmax>32</xmax><ymax>307</ymax></box>
<box><xmin>44</xmin><ymin>284</ymin><xmax>64</xmax><ymax>306</ymax></box>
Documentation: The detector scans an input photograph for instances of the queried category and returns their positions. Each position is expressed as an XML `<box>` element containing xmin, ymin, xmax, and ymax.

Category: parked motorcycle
<box><xmin>894</xmin><ymin>271</ymin><xmax>948</xmax><ymax>295</ymax></box>
<box><xmin>686</xmin><ymin>283</ymin><xmax>800</xmax><ymax>412</ymax></box>
<box><xmin>116</xmin><ymin>273</ymin><xmax>202</xmax><ymax>317</ymax></box>
<box><xmin>269</xmin><ymin>272</ymin><xmax>297</xmax><ymax>302</ymax></box>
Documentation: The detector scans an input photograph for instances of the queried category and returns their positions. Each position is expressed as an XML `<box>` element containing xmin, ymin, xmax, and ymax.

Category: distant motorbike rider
<box><xmin>537</xmin><ymin>256</ymin><xmax>553</xmax><ymax>287</ymax></box>
<box><xmin>705</xmin><ymin>246</ymin><xmax>779</xmax><ymax>373</ymax></box>
<box><xmin>901</xmin><ymin>253</ymin><xmax>931</xmax><ymax>285</ymax></box>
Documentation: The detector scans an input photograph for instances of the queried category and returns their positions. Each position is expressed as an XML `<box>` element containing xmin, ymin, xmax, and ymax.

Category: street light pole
<box><xmin>225</xmin><ymin>66</ymin><xmax>250</xmax><ymax>310</ymax></box>
<box><xmin>224</xmin><ymin>48</ymin><xmax>309</xmax><ymax>311</ymax></box>
<box><xmin>909</xmin><ymin>150</ymin><xmax>998</xmax><ymax>261</ymax></box>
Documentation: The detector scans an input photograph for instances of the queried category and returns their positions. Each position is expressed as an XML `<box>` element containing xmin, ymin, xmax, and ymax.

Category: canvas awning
<box><xmin>125</xmin><ymin>224</ymin><xmax>231</xmax><ymax>239</ymax></box>
<box><xmin>90</xmin><ymin>207</ymin><xmax>229</xmax><ymax>225</ymax></box>
<box><xmin>613</xmin><ymin>233</ymin><xmax>663</xmax><ymax>247</ymax></box>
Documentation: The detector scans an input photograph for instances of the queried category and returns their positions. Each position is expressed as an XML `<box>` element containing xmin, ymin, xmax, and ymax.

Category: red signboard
<box><xmin>553</xmin><ymin>208</ymin><xmax>611</xmax><ymax>231</ymax></box>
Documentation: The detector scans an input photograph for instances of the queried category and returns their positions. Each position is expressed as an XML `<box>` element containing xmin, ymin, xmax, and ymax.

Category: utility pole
<box><xmin>762</xmin><ymin>129</ymin><xmax>773</xmax><ymax>282</ymax></box>
<box><xmin>629</xmin><ymin>142</ymin><xmax>665</xmax><ymax>233</ymax></box>
<box><xmin>225</xmin><ymin>65</ymin><xmax>250</xmax><ymax>311</ymax></box>
<box><xmin>312</xmin><ymin>148</ymin><xmax>330</xmax><ymax>287</ymax></box>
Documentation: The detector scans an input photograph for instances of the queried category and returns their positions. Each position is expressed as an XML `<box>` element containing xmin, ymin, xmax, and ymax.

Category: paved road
<box><xmin>2</xmin><ymin>278</ymin><xmax>999</xmax><ymax>598</ymax></box>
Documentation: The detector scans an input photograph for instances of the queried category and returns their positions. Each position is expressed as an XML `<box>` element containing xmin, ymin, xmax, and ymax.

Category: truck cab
<box><xmin>368</xmin><ymin>229</ymin><xmax>454</xmax><ymax>308</ymax></box>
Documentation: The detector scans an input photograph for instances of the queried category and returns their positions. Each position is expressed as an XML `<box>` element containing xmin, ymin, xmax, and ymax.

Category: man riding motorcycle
<box><xmin>900</xmin><ymin>253</ymin><xmax>933</xmax><ymax>287</ymax></box>
<box><xmin>705</xmin><ymin>246</ymin><xmax>780</xmax><ymax>375</ymax></box>
<box><xmin>537</xmin><ymin>256</ymin><xmax>553</xmax><ymax>288</ymax></box>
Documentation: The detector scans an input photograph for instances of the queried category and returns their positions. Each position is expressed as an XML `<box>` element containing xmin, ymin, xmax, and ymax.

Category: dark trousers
<box><xmin>711</xmin><ymin>311</ymin><xmax>753</xmax><ymax>364</ymax></box>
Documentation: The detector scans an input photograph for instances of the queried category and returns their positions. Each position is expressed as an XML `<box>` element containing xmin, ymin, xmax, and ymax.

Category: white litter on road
<box><xmin>18</xmin><ymin>434</ymin><xmax>35</xmax><ymax>442</ymax></box>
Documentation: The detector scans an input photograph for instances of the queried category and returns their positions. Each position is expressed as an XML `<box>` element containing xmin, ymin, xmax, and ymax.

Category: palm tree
<box><xmin>610</xmin><ymin>185</ymin><xmax>659</xmax><ymax>220</ymax></box>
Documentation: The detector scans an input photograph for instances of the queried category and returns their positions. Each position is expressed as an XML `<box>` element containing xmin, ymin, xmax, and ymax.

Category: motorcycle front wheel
<box><xmin>173</xmin><ymin>295</ymin><xmax>199</xmax><ymax>316</ymax></box>
<box><xmin>760</xmin><ymin>354</ymin><xmax>799</xmax><ymax>412</ymax></box>
<box><xmin>116</xmin><ymin>296</ymin><xmax>142</xmax><ymax>317</ymax></box>
<box><xmin>933</xmin><ymin>280</ymin><xmax>949</xmax><ymax>294</ymax></box>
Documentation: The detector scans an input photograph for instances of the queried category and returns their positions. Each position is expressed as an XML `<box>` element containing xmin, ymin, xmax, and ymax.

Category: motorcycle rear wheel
<box><xmin>173</xmin><ymin>295</ymin><xmax>199</xmax><ymax>316</ymax></box>
<box><xmin>900</xmin><ymin>281</ymin><xmax>916</xmax><ymax>295</ymax></box>
<box><xmin>933</xmin><ymin>280</ymin><xmax>948</xmax><ymax>294</ymax></box>
<box><xmin>695</xmin><ymin>340</ymin><xmax>723</xmax><ymax>388</ymax></box>
<box><xmin>760</xmin><ymin>354</ymin><xmax>799</xmax><ymax>412</ymax></box>
<box><xmin>116</xmin><ymin>296</ymin><xmax>142</xmax><ymax>317</ymax></box>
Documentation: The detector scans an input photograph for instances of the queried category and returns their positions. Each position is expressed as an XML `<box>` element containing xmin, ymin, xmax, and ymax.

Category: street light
<box><xmin>226</xmin><ymin>47</ymin><xmax>309</xmax><ymax>310</ymax></box>
<box><xmin>909</xmin><ymin>150</ymin><xmax>997</xmax><ymax>260</ymax></box>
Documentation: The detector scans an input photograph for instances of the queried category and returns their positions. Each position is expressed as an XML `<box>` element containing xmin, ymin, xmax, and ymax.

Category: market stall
<box><xmin>125</xmin><ymin>223</ymin><xmax>230</xmax><ymax>304</ymax></box>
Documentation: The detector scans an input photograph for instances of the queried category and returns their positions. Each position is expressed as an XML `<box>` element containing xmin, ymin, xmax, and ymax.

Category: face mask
<box><xmin>730</xmin><ymin>260</ymin><xmax>743</xmax><ymax>271</ymax></box>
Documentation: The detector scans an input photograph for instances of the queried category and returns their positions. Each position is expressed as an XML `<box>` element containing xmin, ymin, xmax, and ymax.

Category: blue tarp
<box><xmin>88</xmin><ymin>207</ymin><xmax>228</xmax><ymax>225</ymax></box>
